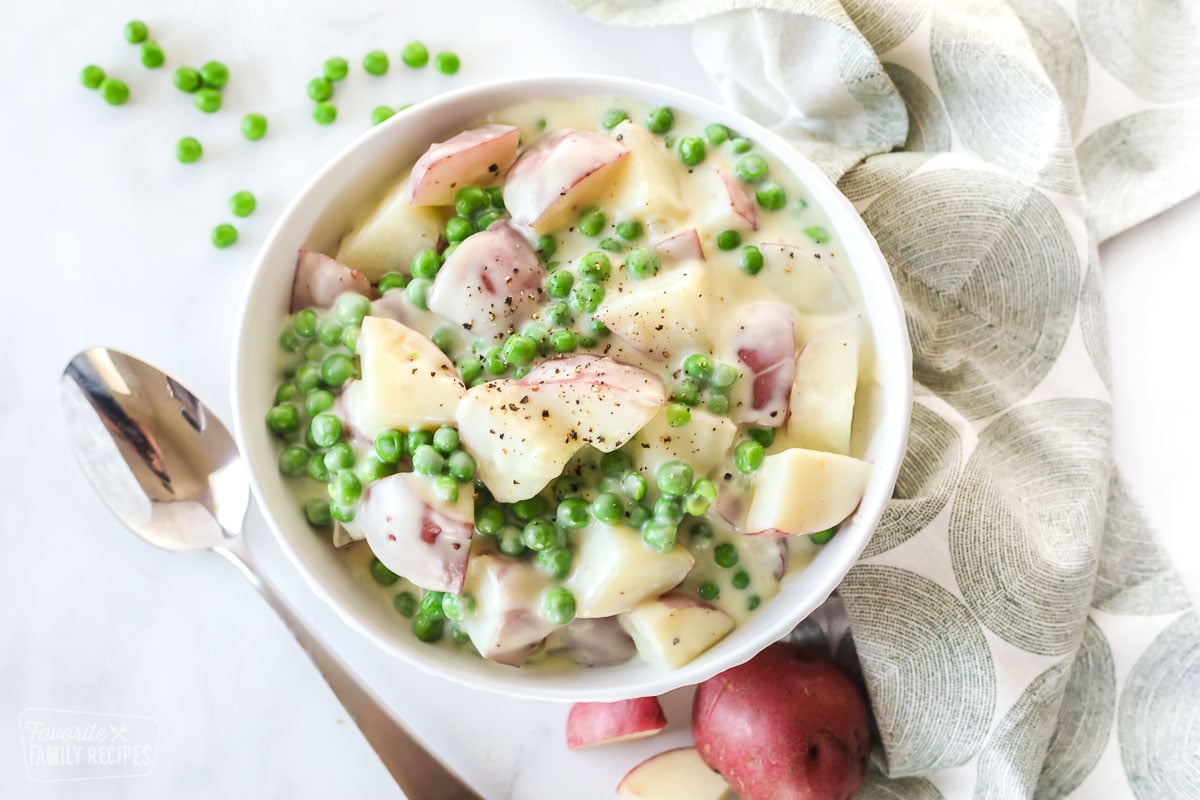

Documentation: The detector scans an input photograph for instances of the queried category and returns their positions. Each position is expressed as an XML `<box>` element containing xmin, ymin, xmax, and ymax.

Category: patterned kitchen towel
<box><xmin>558</xmin><ymin>1</ymin><xmax>1200</xmax><ymax>797</ymax></box>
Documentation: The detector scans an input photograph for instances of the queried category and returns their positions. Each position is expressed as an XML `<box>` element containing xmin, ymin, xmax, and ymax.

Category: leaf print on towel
<box><xmin>1079</xmin><ymin>0</ymin><xmax>1200</xmax><ymax>103</ymax></box>
<box><xmin>1035</xmin><ymin>618</ymin><xmax>1116</xmax><ymax>800</ymax></box>
<box><xmin>865</xmin><ymin>402</ymin><xmax>961</xmax><ymax>558</ymax></box>
<box><xmin>840</xmin><ymin>565</ymin><xmax>996</xmax><ymax>775</ymax></box>
<box><xmin>1119</xmin><ymin>610</ymin><xmax>1200</xmax><ymax>800</ymax></box>
<box><xmin>950</xmin><ymin>399</ymin><xmax>1111</xmax><ymax>656</ymax></box>
<box><xmin>1006</xmin><ymin>0</ymin><xmax>1088</xmax><ymax>136</ymax></box>
<box><xmin>858</xmin><ymin>773</ymin><xmax>946</xmax><ymax>800</ymax></box>
<box><xmin>840</xmin><ymin>0</ymin><xmax>926</xmax><ymax>55</ymax></box>
<box><xmin>1078</xmin><ymin>242</ymin><xmax>1110</xmax><ymax>388</ymax></box>
<box><xmin>930</xmin><ymin>1</ymin><xmax>1078</xmax><ymax>193</ymax></box>
<box><xmin>1078</xmin><ymin>108</ymin><xmax>1200</xmax><ymax>242</ymax></box>
<box><xmin>861</xmin><ymin>169</ymin><xmax>1080</xmax><ymax>420</ymax></box>
<box><xmin>838</xmin><ymin>152</ymin><xmax>931</xmax><ymax>204</ymax></box>
<box><xmin>882</xmin><ymin>62</ymin><xmax>952</xmax><ymax>152</ymax></box>
<box><xmin>1093</xmin><ymin>470</ymin><xmax>1190</xmax><ymax>616</ymax></box>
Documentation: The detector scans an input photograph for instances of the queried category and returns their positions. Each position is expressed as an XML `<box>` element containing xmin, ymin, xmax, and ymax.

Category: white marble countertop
<box><xmin>4</xmin><ymin>1</ymin><xmax>1196</xmax><ymax>797</ymax></box>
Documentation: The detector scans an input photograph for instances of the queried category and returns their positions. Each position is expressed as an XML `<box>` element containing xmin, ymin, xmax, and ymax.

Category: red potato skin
<box><xmin>693</xmin><ymin>642</ymin><xmax>870</xmax><ymax>800</ymax></box>
<box><xmin>567</xmin><ymin>697</ymin><xmax>668</xmax><ymax>750</ymax></box>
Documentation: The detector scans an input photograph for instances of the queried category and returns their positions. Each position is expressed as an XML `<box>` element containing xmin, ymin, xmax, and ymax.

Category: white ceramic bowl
<box><xmin>231</xmin><ymin>75</ymin><xmax>912</xmax><ymax>702</ymax></box>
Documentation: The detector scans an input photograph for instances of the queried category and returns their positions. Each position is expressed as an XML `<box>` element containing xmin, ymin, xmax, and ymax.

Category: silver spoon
<box><xmin>60</xmin><ymin>347</ymin><xmax>485</xmax><ymax>800</ymax></box>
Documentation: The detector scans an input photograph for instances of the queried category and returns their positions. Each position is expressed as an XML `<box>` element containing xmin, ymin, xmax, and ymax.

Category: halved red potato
<box><xmin>743</xmin><ymin>448</ymin><xmax>872</xmax><ymax>536</ymax></box>
<box><xmin>567</xmin><ymin>697</ymin><xmax>668</xmax><ymax>750</ymax></box>
<box><xmin>427</xmin><ymin>220</ymin><xmax>543</xmax><ymax>341</ymax></box>
<box><xmin>457</xmin><ymin>553</ymin><xmax>557</xmax><ymax>667</ymax></box>
<box><xmin>503</xmin><ymin>128</ymin><xmax>630</xmax><ymax>233</ymax></box>
<box><xmin>653</xmin><ymin>227</ymin><xmax>704</xmax><ymax>264</ymax></box>
<box><xmin>617</xmin><ymin>747</ymin><xmax>735</xmax><ymax>800</ymax></box>
<box><xmin>358</xmin><ymin>473</ymin><xmax>474</xmax><ymax>594</ymax></box>
<box><xmin>724</xmin><ymin>302</ymin><xmax>796</xmax><ymax>427</ymax></box>
<box><xmin>618</xmin><ymin>593</ymin><xmax>734</xmax><ymax>670</ymax></box>
<box><xmin>291</xmin><ymin>250</ymin><xmax>371</xmax><ymax>312</ymax></box>
<box><xmin>408</xmin><ymin>124</ymin><xmax>520</xmax><ymax>206</ymax></box>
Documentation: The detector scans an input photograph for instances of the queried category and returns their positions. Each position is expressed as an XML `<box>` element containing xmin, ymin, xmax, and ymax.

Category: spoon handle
<box><xmin>217</xmin><ymin>543</ymin><xmax>486</xmax><ymax>800</ymax></box>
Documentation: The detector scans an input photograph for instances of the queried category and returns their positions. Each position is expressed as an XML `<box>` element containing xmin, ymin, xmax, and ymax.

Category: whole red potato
<box><xmin>692</xmin><ymin>641</ymin><xmax>870</xmax><ymax>800</ymax></box>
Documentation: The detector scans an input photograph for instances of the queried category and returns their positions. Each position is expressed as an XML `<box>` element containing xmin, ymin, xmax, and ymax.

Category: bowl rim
<box><xmin>231</xmin><ymin>73</ymin><xmax>912</xmax><ymax>701</ymax></box>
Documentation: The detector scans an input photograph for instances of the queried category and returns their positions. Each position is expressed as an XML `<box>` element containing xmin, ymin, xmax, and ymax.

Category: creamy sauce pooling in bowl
<box><xmin>265</xmin><ymin>96</ymin><xmax>876</xmax><ymax>671</ymax></box>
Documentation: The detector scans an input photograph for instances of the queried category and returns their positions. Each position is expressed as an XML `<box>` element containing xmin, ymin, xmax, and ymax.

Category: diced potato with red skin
<box><xmin>617</xmin><ymin>747</ymin><xmax>735</xmax><ymax>800</ymax></box>
<box><xmin>358</xmin><ymin>473</ymin><xmax>474</xmax><ymax>594</ymax></box>
<box><xmin>595</xmin><ymin>264</ymin><xmax>711</xmax><ymax>362</ymax></box>
<box><xmin>566</xmin><ymin>523</ymin><xmax>694</xmax><ymax>618</ymax></box>
<box><xmin>503</xmin><ymin>128</ymin><xmax>630</xmax><ymax>233</ymax></box>
<box><xmin>789</xmin><ymin>318</ymin><xmax>861</xmax><ymax>455</ymax></box>
<box><xmin>634</xmin><ymin>406</ymin><xmax>737</xmax><ymax>480</ymax></box>
<box><xmin>743</xmin><ymin>448</ymin><xmax>872</xmax><ymax>537</ymax></box>
<box><xmin>408</xmin><ymin>124</ymin><xmax>520</xmax><ymax>206</ymax></box>
<box><xmin>458</xmin><ymin>553</ymin><xmax>557</xmax><ymax>667</ymax></box>
<box><xmin>757</xmin><ymin>243</ymin><xmax>853</xmax><ymax>315</ymax></box>
<box><xmin>335</xmin><ymin>173</ymin><xmax>447</xmax><ymax>281</ymax></box>
<box><xmin>566</xmin><ymin>697</ymin><xmax>668</xmax><ymax>750</ymax></box>
<box><xmin>427</xmin><ymin>220</ymin><xmax>544</xmax><ymax>341</ymax></box>
<box><xmin>692</xmin><ymin>642</ymin><xmax>870</xmax><ymax>800</ymax></box>
<box><xmin>618</xmin><ymin>593</ymin><xmax>734</xmax><ymax>670</ymax></box>
<box><xmin>725</xmin><ymin>301</ymin><xmax>796</xmax><ymax>428</ymax></box>
<box><xmin>291</xmin><ymin>249</ymin><xmax>371</xmax><ymax>312</ymax></box>
<box><xmin>607</xmin><ymin>120</ymin><xmax>687</xmax><ymax>235</ymax></box>
<box><xmin>653</xmin><ymin>227</ymin><xmax>704</xmax><ymax>264</ymax></box>
<box><xmin>545</xmin><ymin>616</ymin><xmax>637</xmax><ymax>667</ymax></box>
<box><xmin>697</xmin><ymin>166</ymin><xmax>757</xmax><ymax>231</ymax></box>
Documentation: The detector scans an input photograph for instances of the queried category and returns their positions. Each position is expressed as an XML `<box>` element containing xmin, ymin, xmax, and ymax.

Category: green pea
<box><xmin>513</xmin><ymin>495</ymin><xmax>549</xmax><ymax>522</ymax></box>
<box><xmin>746</xmin><ymin>594</ymin><xmax>761</xmax><ymax>610</ymax></box>
<box><xmin>294</xmin><ymin>364</ymin><xmax>321</xmax><ymax>393</ymax></box>
<box><xmin>172</xmin><ymin>66</ymin><xmax>200</xmax><ymax>92</ymax></box>
<box><xmin>176</xmin><ymin>136</ymin><xmax>202</xmax><ymax>164</ymax></box>
<box><xmin>124</xmin><ymin>19</ymin><xmax>149</xmax><ymax>44</ymax></box>
<box><xmin>547</xmin><ymin>329</ymin><xmax>576</xmax><ymax>353</ymax></box>
<box><xmin>200</xmin><ymin>61</ymin><xmax>228</xmax><ymax>88</ymax></box>
<box><xmin>362</xmin><ymin>49</ymin><xmax>389</xmax><ymax>75</ymax></box>
<box><xmin>304</xmin><ymin>388</ymin><xmax>334</xmax><ymax>415</ymax></box>
<box><xmin>579</xmin><ymin>251</ymin><xmax>612</xmax><ymax>282</ymax></box>
<box><xmin>755</xmin><ymin>181</ymin><xmax>787</xmax><ymax>211</ymax></box>
<box><xmin>307</xmin><ymin>453</ymin><xmax>330</xmax><ymax>483</ymax></box>
<box><xmin>434</xmin><ymin>474</ymin><xmax>459</xmax><ymax>503</ymax></box>
<box><xmin>320</xmin><ymin>353</ymin><xmax>355</xmax><ymax>388</ymax></box>
<box><xmin>441</xmin><ymin>592</ymin><xmax>474</xmax><ymax>621</ymax></box>
<box><xmin>569</xmin><ymin>282</ymin><xmax>604</xmax><ymax>314</ymax></box>
<box><xmin>690</xmin><ymin>519</ymin><xmax>714</xmax><ymax>540</ymax></box>
<box><xmin>804</xmin><ymin>226</ymin><xmax>831</xmax><ymax>244</ymax></box>
<box><xmin>496</xmin><ymin>525</ymin><xmax>525</xmax><ymax>555</ymax></box>
<box><xmin>278</xmin><ymin>446</ymin><xmax>309</xmax><ymax>477</ymax></box>
<box><xmin>585</xmin><ymin>493</ymin><xmax>621</xmax><ymax>526</ymax></box>
<box><xmin>579</xmin><ymin>335</ymin><xmax>598</xmax><ymax>350</ymax></box>
<box><xmin>369</xmin><ymin>558</ymin><xmax>400</xmax><ymax>587</ymax></box>
<box><xmin>406</xmin><ymin>277</ymin><xmax>432</xmax><ymax>310</ymax></box>
<box><xmin>731</xmin><ymin>137</ymin><xmax>753</xmax><ymax>154</ymax></box>
<box><xmin>598</xmin><ymin>237</ymin><xmax>624</xmax><ymax>253</ymax></box>
<box><xmin>378</xmin><ymin>272</ymin><xmax>409</xmax><ymax>294</ymax></box>
<box><xmin>645</xmin><ymin>106</ymin><xmax>674</xmax><ymax>134</ymax></box>
<box><xmin>615</xmin><ymin>220</ymin><xmax>643</xmax><ymax>241</ymax></box>
<box><xmin>745</xmin><ymin>428</ymin><xmax>775</xmax><ymax>449</ymax></box>
<box><xmin>657</xmin><ymin>460</ymin><xmax>694</xmax><ymax>497</ymax></box>
<box><xmin>710</xmin><ymin>364</ymin><xmax>739</xmax><ymax>390</ymax></box>
<box><xmin>305</xmin><ymin>76</ymin><xmax>333</xmax><ymax>103</ymax></box>
<box><xmin>503</xmin><ymin>334</ymin><xmax>536</xmax><ymax>367</ymax></box>
<box><xmin>375</xmin><ymin>430</ymin><xmax>405</xmax><ymax>463</ymax></box>
<box><xmin>521</xmin><ymin>519</ymin><xmax>557</xmax><ymax>551</ymax></box>
<box><xmin>427</xmin><ymin>426</ymin><xmax>457</xmax><ymax>455</ymax></box>
<box><xmin>456</xmin><ymin>358</ymin><xmax>483</xmax><ymax>385</ymax></box>
<box><xmin>642</xmin><ymin>521</ymin><xmax>677</xmax><ymax>553</ymax></box>
<box><xmin>599</xmin><ymin>450</ymin><xmax>632</xmax><ymax>479</ymax></box>
<box><xmin>370</xmin><ymin>105</ymin><xmax>395</xmax><ymax>126</ymax></box>
<box><xmin>312</xmin><ymin>101</ymin><xmax>337</xmax><ymax>125</ymax></box>
<box><xmin>324</xmin><ymin>56</ymin><xmax>349</xmax><ymax>81</ymax></box>
<box><xmin>194</xmin><ymin>88</ymin><xmax>222</xmax><ymax>113</ymax></box>
<box><xmin>672</xmin><ymin>378</ymin><xmax>701</xmax><ymax>407</ymax></box>
<box><xmin>705</xmin><ymin>393</ymin><xmax>731</xmax><ymax>415</ymax></box>
<box><xmin>486</xmin><ymin>187</ymin><xmax>505</xmax><ymax>209</ymax></box>
<box><xmin>444</xmin><ymin>215</ymin><xmax>473</xmax><ymax>243</ymax></box>
<box><xmin>705</xmin><ymin>123</ymin><xmax>730</xmax><ymax>145</ymax></box>
<box><xmin>625</xmin><ymin>247</ymin><xmax>660</xmax><ymax>279</ymax></box>
<box><xmin>739</xmin><ymin>245</ymin><xmax>765</xmax><ymax>276</ymax></box>
<box><xmin>302</xmin><ymin>341</ymin><xmax>325</xmax><ymax>363</ymax></box>
<box><xmin>600</xmin><ymin>108</ymin><xmax>629</xmax><ymax>130</ymax></box>
<box><xmin>685</xmin><ymin>478</ymin><xmax>717</xmax><ymax>516</ymax></box>
<box><xmin>536</xmin><ymin>547</ymin><xmax>573</xmax><ymax>579</ymax></box>
<box><xmin>734</xmin><ymin>440</ymin><xmax>765</xmax><ymax>474</ymax></box>
<box><xmin>402</xmin><ymin>41</ymin><xmax>429</xmax><ymax>68</ymax></box>
<box><xmin>413</xmin><ymin>613</ymin><xmax>444</xmax><ymax>642</ymax></box>
<box><xmin>279</xmin><ymin>329</ymin><xmax>303</xmax><ymax>354</ymax></box>
<box><xmin>404</xmin><ymin>429</ymin><xmax>432</xmax><ymax>454</ymax></box>
<box><xmin>266</xmin><ymin>404</ymin><xmax>299</xmax><ymax>436</ymax></box>
<box><xmin>482</xmin><ymin>347</ymin><xmax>507</xmax><ymax>375</ymax></box>
<box><xmin>412</xmin><ymin>444</ymin><xmax>445</xmax><ymax>476</ymax></box>
<box><xmin>434</xmin><ymin>51</ymin><xmax>460</xmax><ymax>75</ymax></box>
<box><xmin>682</xmin><ymin>354</ymin><xmax>714</xmax><ymax>383</ymax></box>
<box><xmin>698</xmin><ymin>581</ymin><xmax>720</xmax><ymax>601</ymax></box>
<box><xmin>552</xmin><ymin>473</ymin><xmax>585</xmax><ymax>500</ymax></box>
<box><xmin>523</xmin><ymin>321</ymin><xmax>550</xmax><ymax>347</ymax></box>
<box><xmin>323</xmin><ymin>442</ymin><xmax>355</xmax><ymax>472</ymax></box>
<box><xmin>317</xmin><ymin>319</ymin><xmax>343</xmax><ymax>347</ymax></box>
<box><xmin>716</xmin><ymin>230</ymin><xmax>742</xmax><ymax>251</ymax></box>
<box><xmin>654</xmin><ymin>496</ymin><xmax>685</xmax><ymax>526</ymax></box>
<box><xmin>241</xmin><ymin>112</ymin><xmax>268</xmax><ymax>141</ymax></box>
<box><xmin>475</xmin><ymin>209</ymin><xmax>503</xmax><ymax>231</ymax></box>
<box><xmin>354</xmin><ymin>455</ymin><xmax>389</xmax><ymax>484</ymax></box>
<box><xmin>665</xmin><ymin>403</ymin><xmax>691</xmax><ymax>428</ymax></box>
<box><xmin>328</xmin><ymin>469</ymin><xmax>362</xmax><ymax>506</ymax></box>
<box><xmin>454</xmin><ymin>186</ymin><xmax>488</xmax><ymax>217</ymax></box>
<box><xmin>578</xmin><ymin>207</ymin><xmax>606</xmax><ymax>237</ymax></box>
<box><xmin>713</xmin><ymin>542</ymin><xmax>739</xmax><ymax>568</ymax></box>
<box><xmin>545</xmin><ymin>301</ymin><xmax>573</xmax><ymax>327</ymax></box>
<box><xmin>540</xmin><ymin>587</ymin><xmax>576</xmax><ymax>625</ymax></box>
<box><xmin>140</xmin><ymin>41</ymin><xmax>164</xmax><ymax>68</ymax></box>
<box><xmin>810</xmin><ymin>527</ymin><xmax>837</xmax><ymax>545</ymax></box>
<box><xmin>100</xmin><ymin>78</ymin><xmax>129</xmax><ymax>106</ymax></box>
<box><xmin>535</xmin><ymin>234</ymin><xmax>557</xmax><ymax>260</ymax></box>
<box><xmin>622</xmin><ymin>472</ymin><xmax>648</xmax><ymax>501</ymax></box>
<box><xmin>229</xmin><ymin>190</ymin><xmax>256</xmax><ymax>218</ymax></box>
<box><xmin>330</xmin><ymin>503</ymin><xmax>356</xmax><ymax>523</ymax></box>
<box><xmin>731</xmin><ymin>570</ymin><xmax>750</xmax><ymax>590</ymax></box>
<box><xmin>678</xmin><ymin>137</ymin><xmax>706</xmax><ymax>167</ymax></box>
<box><xmin>305</xmin><ymin>498</ymin><xmax>332</xmax><ymax>526</ymax></box>
<box><xmin>393</xmin><ymin>591</ymin><xmax>418</xmax><ymax>618</ymax></box>
<box><xmin>405</xmin><ymin>248</ymin><xmax>439</xmax><ymax>280</ymax></box>
<box><xmin>81</xmin><ymin>65</ymin><xmax>106</xmax><ymax>89</ymax></box>
<box><xmin>447</xmin><ymin>450</ymin><xmax>476</xmax><ymax>483</ymax></box>
<box><xmin>275</xmin><ymin>382</ymin><xmax>299</xmax><ymax>404</ymax></box>
<box><xmin>475</xmin><ymin>504</ymin><xmax>504</xmax><ymax>535</ymax></box>
<box><xmin>734</xmin><ymin>153</ymin><xmax>768</xmax><ymax>184</ymax></box>
<box><xmin>557</xmin><ymin>498</ymin><xmax>591</xmax><ymax>530</ymax></box>
<box><xmin>430</xmin><ymin>327</ymin><xmax>455</xmax><ymax>355</ymax></box>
